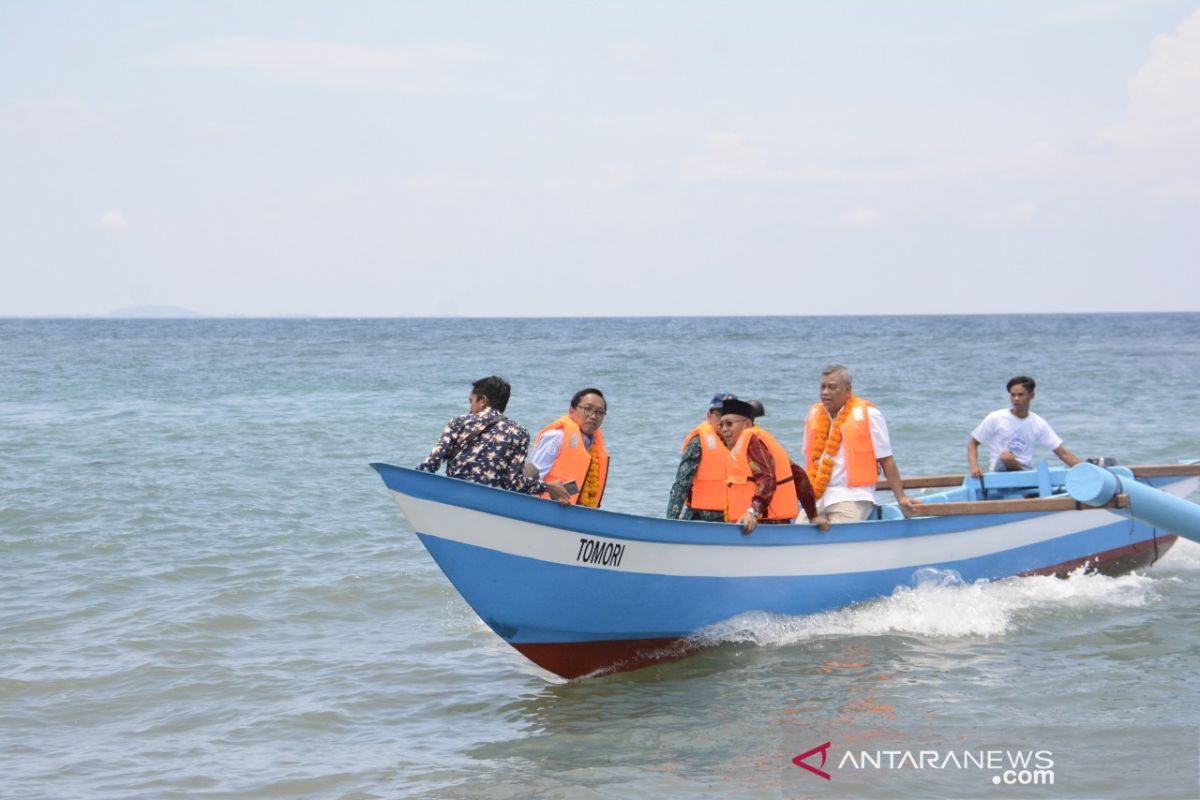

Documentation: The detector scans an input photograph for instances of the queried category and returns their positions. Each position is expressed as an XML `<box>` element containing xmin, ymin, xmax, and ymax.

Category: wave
<box><xmin>1157</xmin><ymin>537</ymin><xmax>1200</xmax><ymax>571</ymax></box>
<box><xmin>697</xmin><ymin>565</ymin><xmax>1162</xmax><ymax>646</ymax></box>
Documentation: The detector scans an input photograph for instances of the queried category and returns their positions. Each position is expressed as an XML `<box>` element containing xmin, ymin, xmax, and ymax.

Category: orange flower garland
<box><xmin>578</xmin><ymin>439</ymin><xmax>603</xmax><ymax>508</ymax></box>
<box><xmin>806</xmin><ymin>397</ymin><xmax>856</xmax><ymax>499</ymax></box>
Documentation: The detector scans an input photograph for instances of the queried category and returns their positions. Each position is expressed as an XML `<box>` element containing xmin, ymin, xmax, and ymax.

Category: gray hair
<box><xmin>820</xmin><ymin>364</ymin><xmax>853</xmax><ymax>387</ymax></box>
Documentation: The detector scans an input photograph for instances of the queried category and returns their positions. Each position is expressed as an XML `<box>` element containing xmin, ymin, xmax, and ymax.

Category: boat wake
<box><xmin>1158</xmin><ymin>537</ymin><xmax>1200</xmax><ymax>570</ymax></box>
<box><xmin>695</xmin><ymin>564</ymin><xmax>1164</xmax><ymax>648</ymax></box>
<box><xmin>378</xmin><ymin>462</ymin><xmax>1200</xmax><ymax>677</ymax></box>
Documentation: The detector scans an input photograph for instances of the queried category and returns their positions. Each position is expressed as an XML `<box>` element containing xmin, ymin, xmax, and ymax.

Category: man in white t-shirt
<box><xmin>801</xmin><ymin>364</ymin><xmax>921</xmax><ymax>523</ymax></box>
<box><xmin>967</xmin><ymin>376</ymin><xmax>1081</xmax><ymax>478</ymax></box>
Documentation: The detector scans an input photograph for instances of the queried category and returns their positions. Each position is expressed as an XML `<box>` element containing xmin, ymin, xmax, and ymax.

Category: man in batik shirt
<box><xmin>718</xmin><ymin>397</ymin><xmax>821</xmax><ymax>534</ymax></box>
<box><xmin>418</xmin><ymin>376</ymin><xmax>570</xmax><ymax>502</ymax></box>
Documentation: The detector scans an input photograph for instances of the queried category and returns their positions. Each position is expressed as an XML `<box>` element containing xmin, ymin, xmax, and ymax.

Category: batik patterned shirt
<box><xmin>745</xmin><ymin>436</ymin><xmax>819</xmax><ymax>522</ymax></box>
<box><xmin>744</xmin><ymin>435</ymin><xmax>778</xmax><ymax>518</ymax></box>
<box><xmin>417</xmin><ymin>407</ymin><xmax>546</xmax><ymax>495</ymax></box>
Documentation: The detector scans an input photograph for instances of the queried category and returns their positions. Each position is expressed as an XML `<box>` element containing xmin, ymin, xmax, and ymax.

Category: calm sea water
<box><xmin>2</xmin><ymin>315</ymin><xmax>1198</xmax><ymax>799</ymax></box>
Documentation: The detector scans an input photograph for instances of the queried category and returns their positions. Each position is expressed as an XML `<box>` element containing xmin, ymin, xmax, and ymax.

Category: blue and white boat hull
<box><xmin>373</xmin><ymin>464</ymin><xmax>1195</xmax><ymax>678</ymax></box>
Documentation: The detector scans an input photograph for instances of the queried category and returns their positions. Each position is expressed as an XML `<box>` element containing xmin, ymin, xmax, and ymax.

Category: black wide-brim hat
<box><xmin>720</xmin><ymin>397</ymin><xmax>760</xmax><ymax>419</ymax></box>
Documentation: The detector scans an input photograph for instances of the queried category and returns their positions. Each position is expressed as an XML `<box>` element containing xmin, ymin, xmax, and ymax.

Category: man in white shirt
<box><xmin>801</xmin><ymin>365</ymin><xmax>920</xmax><ymax>523</ymax></box>
<box><xmin>529</xmin><ymin>388</ymin><xmax>610</xmax><ymax>507</ymax></box>
<box><xmin>967</xmin><ymin>376</ymin><xmax>1081</xmax><ymax>478</ymax></box>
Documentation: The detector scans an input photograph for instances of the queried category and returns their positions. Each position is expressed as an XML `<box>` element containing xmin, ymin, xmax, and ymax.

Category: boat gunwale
<box><xmin>370</xmin><ymin>463</ymin><xmax>1195</xmax><ymax>548</ymax></box>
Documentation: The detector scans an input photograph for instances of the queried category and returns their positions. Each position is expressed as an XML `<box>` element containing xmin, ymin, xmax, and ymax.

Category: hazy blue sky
<box><xmin>2</xmin><ymin>1</ymin><xmax>1198</xmax><ymax>316</ymax></box>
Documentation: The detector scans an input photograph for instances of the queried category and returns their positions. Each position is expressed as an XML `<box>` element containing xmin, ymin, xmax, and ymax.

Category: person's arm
<box><xmin>967</xmin><ymin>414</ymin><xmax>996</xmax><ymax>479</ymax></box>
<box><xmin>967</xmin><ymin>436</ymin><xmax>984</xmax><ymax>479</ymax></box>
<box><xmin>736</xmin><ymin>436</ymin><xmax>776</xmax><ymax>534</ymax></box>
<box><xmin>878</xmin><ymin>455</ymin><xmax>920</xmax><ymax>515</ymax></box>
<box><xmin>416</xmin><ymin>419</ymin><xmax>458</xmax><ymax>473</ymax></box>
<box><xmin>529</xmin><ymin>430</ymin><xmax>562</xmax><ymax>480</ymax></box>
<box><xmin>502</xmin><ymin>428</ymin><xmax>565</xmax><ymax>499</ymax></box>
<box><xmin>509</xmin><ymin>470</ymin><xmax>571</xmax><ymax>503</ymax></box>
<box><xmin>866</xmin><ymin>408</ymin><xmax>918</xmax><ymax>515</ymax></box>
<box><xmin>545</xmin><ymin>482</ymin><xmax>571</xmax><ymax>503</ymax></box>
<box><xmin>667</xmin><ymin>438</ymin><xmax>702</xmax><ymax>519</ymax></box>
<box><xmin>1036</xmin><ymin>417</ymin><xmax>1080</xmax><ymax>468</ymax></box>
<box><xmin>1053</xmin><ymin>445</ymin><xmax>1081</xmax><ymax>467</ymax></box>
<box><xmin>524</xmin><ymin>430</ymin><xmax>572</xmax><ymax>503</ymax></box>
<box><xmin>789</xmin><ymin>462</ymin><xmax>817</xmax><ymax>520</ymax></box>
<box><xmin>790</xmin><ymin>462</ymin><xmax>829</xmax><ymax>531</ymax></box>
<box><xmin>794</xmin><ymin>428</ymin><xmax>830</xmax><ymax>529</ymax></box>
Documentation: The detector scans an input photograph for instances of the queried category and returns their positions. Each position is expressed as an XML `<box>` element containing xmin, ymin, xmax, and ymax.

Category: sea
<box><xmin>2</xmin><ymin>314</ymin><xmax>1199</xmax><ymax>800</ymax></box>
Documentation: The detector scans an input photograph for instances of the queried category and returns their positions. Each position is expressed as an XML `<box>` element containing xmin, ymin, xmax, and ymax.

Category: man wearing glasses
<box><xmin>530</xmin><ymin>388</ymin><xmax>610</xmax><ymax>508</ymax></box>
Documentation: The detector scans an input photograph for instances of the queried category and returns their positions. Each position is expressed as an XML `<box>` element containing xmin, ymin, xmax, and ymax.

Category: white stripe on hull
<box><xmin>393</xmin><ymin>491</ymin><xmax>1133</xmax><ymax>579</ymax></box>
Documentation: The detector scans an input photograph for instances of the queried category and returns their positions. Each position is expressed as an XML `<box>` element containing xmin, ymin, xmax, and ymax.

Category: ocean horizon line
<box><xmin>4</xmin><ymin>310</ymin><xmax>1199</xmax><ymax>321</ymax></box>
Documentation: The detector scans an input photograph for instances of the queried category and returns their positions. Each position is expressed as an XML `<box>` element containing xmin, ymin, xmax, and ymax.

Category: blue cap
<box><xmin>709</xmin><ymin>392</ymin><xmax>736</xmax><ymax>410</ymax></box>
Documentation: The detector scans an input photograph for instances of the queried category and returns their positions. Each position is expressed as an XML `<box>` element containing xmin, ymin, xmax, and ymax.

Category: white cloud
<box><xmin>977</xmin><ymin>201</ymin><xmax>1040</xmax><ymax>229</ymax></box>
<box><xmin>100</xmin><ymin>209</ymin><xmax>130</xmax><ymax>230</ymax></box>
<box><xmin>1042</xmin><ymin>0</ymin><xmax>1163</xmax><ymax>24</ymax></box>
<box><xmin>408</xmin><ymin>173</ymin><xmax>498</xmax><ymax>191</ymax></box>
<box><xmin>1150</xmin><ymin>176</ymin><xmax>1200</xmax><ymax>200</ymax></box>
<box><xmin>1029</xmin><ymin>141</ymin><xmax>1058</xmax><ymax>161</ymax></box>
<box><xmin>841</xmin><ymin>207</ymin><xmax>881</xmax><ymax>228</ymax></box>
<box><xmin>682</xmin><ymin>132</ymin><xmax>767</xmax><ymax>182</ymax></box>
<box><xmin>595</xmin><ymin>165</ymin><xmax>637</xmax><ymax>190</ymax></box>
<box><xmin>779</xmin><ymin>164</ymin><xmax>929</xmax><ymax>186</ymax></box>
<box><xmin>609</xmin><ymin>37</ymin><xmax>651</xmax><ymax>67</ymax></box>
<box><xmin>682</xmin><ymin>132</ymin><xmax>931</xmax><ymax>187</ymax></box>
<box><xmin>1111</xmin><ymin>9</ymin><xmax>1200</xmax><ymax>151</ymax></box>
<box><xmin>0</xmin><ymin>97</ymin><xmax>107</xmax><ymax>134</ymax></box>
<box><xmin>674</xmin><ymin>11</ymin><xmax>1197</xmax><ymax>199</ymax></box>
<box><xmin>170</xmin><ymin>37</ymin><xmax>483</xmax><ymax>89</ymax></box>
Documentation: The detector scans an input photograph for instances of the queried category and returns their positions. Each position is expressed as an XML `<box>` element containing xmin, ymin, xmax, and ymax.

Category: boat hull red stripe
<box><xmin>1023</xmin><ymin>534</ymin><xmax>1177</xmax><ymax>577</ymax></box>
<box><xmin>514</xmin><ymin>534</ymin><xmax>1179</xmax><ymax>679</ymax></box>
<box><xmin>511</xmin><ymin>637</ymin><xmax>698</xmax><ymax>679</ymax></box>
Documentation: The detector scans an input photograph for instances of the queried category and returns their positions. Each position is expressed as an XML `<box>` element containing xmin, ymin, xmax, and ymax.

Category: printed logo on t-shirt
<box><xmin>1004</xmin><ymin>430</ymin><xmax>1033</xmax><ymax>464</ymax></box>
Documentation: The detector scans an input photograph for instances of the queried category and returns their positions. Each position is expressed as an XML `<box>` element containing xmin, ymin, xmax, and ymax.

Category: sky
<box><xmin>2</xmin><ymin>1</ymin><xmax>1198</xmax><ymax>317</ymax></box>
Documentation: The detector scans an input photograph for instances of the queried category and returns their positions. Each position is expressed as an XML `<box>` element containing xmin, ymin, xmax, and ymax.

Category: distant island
<box><xmin>108</xmin><ymin>305</ymin><xmax>206</xmax><ymax>319</ymax></box>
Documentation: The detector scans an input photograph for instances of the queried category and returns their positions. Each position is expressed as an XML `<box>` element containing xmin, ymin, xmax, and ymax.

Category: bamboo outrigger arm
<box><xmin>874</xmin><ymin>463</ymin><xmax>1200</xmax><ymax>492</ymax></box>
<box><xmin>915</xmin><ymin>494</ymin><xmax>1130</xmax><ymax>517</ymax></box>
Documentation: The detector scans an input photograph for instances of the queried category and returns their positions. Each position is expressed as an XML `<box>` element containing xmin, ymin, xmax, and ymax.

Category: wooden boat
<box><xmin>371</xmin><ymin>461</ymin><xmax>1200</xmax><ymax>679</ymax></box>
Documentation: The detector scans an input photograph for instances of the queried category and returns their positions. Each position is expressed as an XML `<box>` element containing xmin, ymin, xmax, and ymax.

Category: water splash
<box><xmin>1158</xmin><ymin>538</ymin><xmax>1200</xmax><ymax>571</ymax></box>
<box><xmin>697</xmin><ymin>567</ymin><xmax>1161</xmax><ymax>647</ymax></box>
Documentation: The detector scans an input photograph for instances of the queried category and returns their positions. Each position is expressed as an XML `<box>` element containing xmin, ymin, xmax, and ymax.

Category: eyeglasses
<box><xmin>575</xmin><ymin>405</ymin><xmax>607</xmax><ymax>419</ymax></box>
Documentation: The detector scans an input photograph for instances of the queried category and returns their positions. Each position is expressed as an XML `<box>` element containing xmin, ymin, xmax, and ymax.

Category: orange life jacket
<box><xmin>725</xmin><ymin>426</ymin><xmax>800</xmax><ymax>522</ymax></box>
<box><xmin>803</xmin><ymin>397</ymin><xmax>879</xmax><ymax>487</ymax></box>
<box><xmin>535</xmin><ymin>416</ymin><xmax>609</xmax><ymax>507</ymax></box>
<box><xmin>681</xmin><ymin>420</ymin><xmax>728</xmax><ymax>512</ymax></box>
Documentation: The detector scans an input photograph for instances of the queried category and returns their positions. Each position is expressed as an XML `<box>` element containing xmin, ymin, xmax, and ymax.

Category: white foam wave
<box><xmin>1156</xmin><ymin>537</ymin><xmax>1200</xmax><ymax>571</ymax></box>
<box><xmin>698</xmin><ymin>567</ymin><xmax>1161</xmax><ymax>647</ymax></box>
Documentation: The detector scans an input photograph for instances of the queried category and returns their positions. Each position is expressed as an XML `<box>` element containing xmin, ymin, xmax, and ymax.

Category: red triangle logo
<box><xmin>792</xmin><ymin>741</ymin><xmax>833</xmax><ymax>781</ymax></box>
